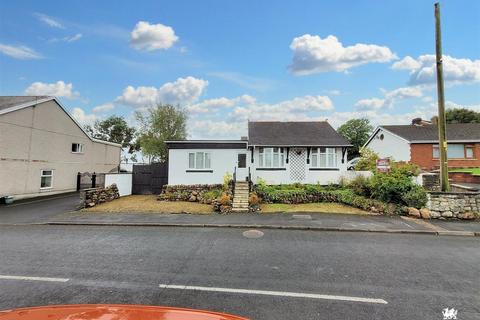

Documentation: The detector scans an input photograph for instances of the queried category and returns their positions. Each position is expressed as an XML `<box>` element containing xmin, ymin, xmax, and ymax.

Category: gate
<box><xmin>132</xmin><ymin>162</ymin><xmax>168</xmax><ymax>194</ymax></box>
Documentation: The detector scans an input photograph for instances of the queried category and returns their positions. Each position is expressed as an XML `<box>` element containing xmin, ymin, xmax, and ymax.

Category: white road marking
<box><xmin>0</xmin><ymin>274</ymin><xmax>69</xmax><ymax>282</ymax></box>
<box><xmin>159</xmin><ymin>284</ymin><xmax>388</xmax><ymax>304</ymax></box>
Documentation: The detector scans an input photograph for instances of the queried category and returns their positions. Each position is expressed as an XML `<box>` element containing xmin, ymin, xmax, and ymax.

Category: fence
<box><xmin>132</xmin><ymin>162</ymin><xmax>168</xmax><ymax>195</ymax></box>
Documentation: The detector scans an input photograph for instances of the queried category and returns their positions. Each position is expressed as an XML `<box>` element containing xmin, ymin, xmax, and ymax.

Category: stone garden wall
<box><xmin>426</xmin><ymin>191</ymin><xmax>479</xmax><ymax>219</ymax></box>
<box><xmin>158</xmin><ymin>184</ymin><xmax>224</xmax><ymax>203</ymax></box>
<box><xmin>80</xmin><ymin>184</ymin><xmax>120</xmax><ymax>208</ymax></box>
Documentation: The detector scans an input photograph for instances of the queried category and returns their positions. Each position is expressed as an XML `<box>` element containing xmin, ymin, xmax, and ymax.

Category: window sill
<box><xmin>309</xmin><ymin>168</ymin><xmax>340</xmax><ymax>171</ymax></box>
<box><xmin>186</xmin><ymin>170</ymin><xmax>213</xmax><ymax>173</ymax></box>
<box><xmin>40</xmin><ymin>187</ymin><xmax>53</xmax><ymax>190</ymax></box>
<box><xmin>71</xmin><ymin>152</ymin><xmax>84</xmax><ymax>154</ymax></box>
<box><xmin>256</xmin><ymin>168</ymin><xmax>286</xmax><ymax>171</ymax></box>
<box><xmin>433</xmin><ymin>158</ymin><xmax>477</xmax><ymax>161</ymax></box>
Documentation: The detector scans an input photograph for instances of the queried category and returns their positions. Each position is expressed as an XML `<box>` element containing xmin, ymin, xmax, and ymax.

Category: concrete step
<box><xmin>231</xmin><ymin>208</ymin><xmax>249</xmax><ymax>213</ymax></box>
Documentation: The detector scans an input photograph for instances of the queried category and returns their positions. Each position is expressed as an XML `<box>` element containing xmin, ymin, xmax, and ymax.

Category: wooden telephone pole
<box><xmin>435</xmin><ymin>2</ymin><xmax>450</xmax><ymax>192</ymax></box>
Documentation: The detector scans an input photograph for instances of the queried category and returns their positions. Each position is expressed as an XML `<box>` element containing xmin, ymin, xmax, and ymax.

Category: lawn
<box><xmin>83</xmin><ymin>195</ymin><xmax>214</xmax><ymax>214</ymax></box>
<box><xmin>449</xmin><ymin>168</ymin><xmax>480</xmax><ymax>175</ymax></box>
<box><xmin>260</xmin><ymin>203</ymin><xmax>372</xmax><ymax>215</ymax></box>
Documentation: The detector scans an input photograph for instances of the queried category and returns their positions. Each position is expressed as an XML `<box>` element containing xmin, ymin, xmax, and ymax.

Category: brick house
<box><xmin>364</xmin><ymin>122</ymin><xmax>480</xmax><ymax>171</ymax></box>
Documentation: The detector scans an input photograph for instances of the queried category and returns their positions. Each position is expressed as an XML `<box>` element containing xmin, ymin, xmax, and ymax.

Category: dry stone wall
<box><xmin>80</xmin><ymin>184</ymin><xmax>120</xmax><ymax>209</ymax></box>
<box><xmin>427</xmin><ymin>191</ymin><xmax>479</xmax><ymax>219</ymax></box>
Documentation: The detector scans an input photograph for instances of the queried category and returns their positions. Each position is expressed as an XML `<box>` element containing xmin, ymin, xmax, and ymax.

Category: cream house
<box><xmin>0</xmin><ymin>96</ymin><xmax>121</xmax><ymax>200</ymax></box>
<box><xmin>167</xmin><ymin>121</ymin><xmax>352</xmax><ymax>185</ymax></box>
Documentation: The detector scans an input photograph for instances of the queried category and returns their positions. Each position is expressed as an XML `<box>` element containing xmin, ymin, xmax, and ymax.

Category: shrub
<box><xmin>401</xmin><ymin>185</ymin><xmax>427</xmax><ymax>208</ymax></box>
<box><xmin>203</xmin><ymin>188</ymin><xmax>223</xmax><ymax>202</ymax></box>
<box><xmin>368</xmin><ymin>166</ymin><xmax>426</xmax><ymax>208</ymax></box>
<box><xmin>355</xmin><ymin>148</ymin><xmax>379</xmax><ymax>171</ymax></box>
<box><xmin>347</xmin><ymin>174</ymin><xmax>371</xmax><ymax>197</ymax></box>
<box><xmin>218</xmin><ymin>193</ymin><xmax>232</xmax><ymax>206</ymax></box>
<box><xmin>223</xmin><ymin>172</ymin><xmax>233</xmax><ymax>190</ymax></box>
<box><xmin>249</xmin><ymin>192</ymin><xmax>260</xmax><ymax>205</ymax></box>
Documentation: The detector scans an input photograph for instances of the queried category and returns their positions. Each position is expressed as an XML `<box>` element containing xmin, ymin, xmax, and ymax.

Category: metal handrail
<box><xmin>248</xmin><ymin>167</ymin><xmax>252</xmax><ymax>192</ymax></box>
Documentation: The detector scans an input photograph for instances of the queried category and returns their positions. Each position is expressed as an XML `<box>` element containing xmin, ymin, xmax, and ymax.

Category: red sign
<box><xmin>376</xmin><ymin>158</ymin><xmax>390</xmax><ymax>173</ymax></box>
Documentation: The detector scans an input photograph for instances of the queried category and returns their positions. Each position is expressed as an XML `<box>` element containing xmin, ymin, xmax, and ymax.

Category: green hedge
<box><xmin>255</xmin><ymin>184</ymin><xmax>399</xmax><ymax>215</ymax></box>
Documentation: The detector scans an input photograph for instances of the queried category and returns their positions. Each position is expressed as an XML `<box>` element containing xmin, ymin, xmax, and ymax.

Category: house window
<box><xmin>40</xmin><ymin>170</ymin><xmax>53</xmax><ymax>189</ymax></box>
<box><xmin>71</xmin><ymin>143</ymin><xmax>84</xmax><ymax>153</ymax></box>
<box><xmin>188</xmin><ymin>152</ymin><xmax>211</xmax><ymax>169</ymax></box>
<box><xmin>258</xmin><ymin>147</ymin><xmax>285</xmax><ymax>168</ymax></box>
<box><xmin>466</xmin><ymin>146</ymin><xmax>474</xmax><ymax>158</ymax></box>
<box><xmin>433</xmin><ymin>144</ymin><xmax>475</xmax><ymax>159</ymax></box>
<box><xmin>311</xmin><ymin>147</ymin><xmax>337</xmax><ymax>168</ymax></box>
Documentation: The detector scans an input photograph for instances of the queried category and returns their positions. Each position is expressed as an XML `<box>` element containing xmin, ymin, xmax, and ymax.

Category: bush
<box><xmin>253</xmin><ymin>183</ymin><xmax>399</xmax><ymax>214</ymax></box>
<box><xmin>368</xmin><ymin>166</ymin><xmax>425</xmax><ymax>208</ymax></box>
<box><xmin>218</xmin><ymin>193</ymin><xmax>232</xmax><ymax>206</ymax></box>
<box><xmin>203</xmin><ymin>189</ymin><xmax>223</xmax><ymax>202</ymax></box>
<box><xmin>355</xmin><ymin>148</ymin><xmax>379</xmax><ymax>171</ymax></box>
<box><xmin>347</xmin><ymin>175</ymin><xmax>371</xmax><ymax>197</ymax></box>
<box><xmin>223</xmin><ymin>172</ymin><xmax>233</xmax><ymax>190</ymax></box>
<box><xmin>249</xmin><ymin>192</ymin><xmax>260</xmax><ymax>205</ymax></box>
<box><xmin>401</xmin><ymin>185</ymin><xmax>427</xmax><ymax>208</ymax></box>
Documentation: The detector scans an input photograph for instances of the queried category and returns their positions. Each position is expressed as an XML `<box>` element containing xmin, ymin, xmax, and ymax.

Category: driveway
<box><xmin>0</xmin><ymin>192</ymin><xmax>80</xmax><ymax>224</ymax></box>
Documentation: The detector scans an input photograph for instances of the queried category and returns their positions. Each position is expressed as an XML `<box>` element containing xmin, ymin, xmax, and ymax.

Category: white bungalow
<box><xmin>166</xmin><ymin>121</ymin><xmax>352</xmax><ymax>185</ymax></box>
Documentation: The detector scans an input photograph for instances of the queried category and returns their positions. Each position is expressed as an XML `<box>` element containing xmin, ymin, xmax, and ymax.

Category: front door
<box><xmin>236</xmin><ymin>153</ymin><xmax>247</xmax><ymax>181</ymax></box>
<box><xmin>289</xmin><ymin>148</ymin><xmax>306</xmax><ymax>182</ymax></box>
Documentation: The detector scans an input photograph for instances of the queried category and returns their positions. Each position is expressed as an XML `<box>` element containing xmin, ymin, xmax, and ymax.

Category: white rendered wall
<box><xmin>366</xmin><ymin>128</ymin><xmax>411</xmax><ymax>161</ymax></box>
<box><xmin>250</xmin><ymin>147</ymin><xmax>349</xmax><ymax>185</ymax></box>
<box><xmin>168</xmin><ymin>148</ymin><xmax>247</xmax><ymax>185</ymax></box>
<box><xmin>105</xmin><ymin>173</ymin><xmax>132</xmax><ymax>196</ymax></box>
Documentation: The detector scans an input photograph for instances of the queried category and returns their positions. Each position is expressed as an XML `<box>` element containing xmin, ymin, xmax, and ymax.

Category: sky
<box><xmin>0</xmin><ymin>0</ymin><xmax>479</xmax><ymax>139</ymax></box>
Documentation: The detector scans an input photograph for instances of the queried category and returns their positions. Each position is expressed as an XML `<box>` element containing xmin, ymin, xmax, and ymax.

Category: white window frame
<box><xmin>310</xmin><ymin>147</ymin><xmax>338</xmax><ymax>168</ymax></box>
<box><xmin>258</xmin><ymin>147</ymin><xmax>285</xmax><ymax>168</ymax></box>
<box><xmin>71</xmin><ymin>143</ymin><xmax>84</xmax><ymax>154</ymax></box>
<box><xmin>40</xmin><ymin>169</ymin><xmax>53</xmax><ymax>189</ymax></box>
<box><xmin>188</xmin><ymin>152</ymin><xmax>211</xmax><ymax>170</ymax></box>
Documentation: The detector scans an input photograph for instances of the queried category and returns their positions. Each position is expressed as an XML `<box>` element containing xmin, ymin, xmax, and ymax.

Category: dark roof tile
<box><xmin>0</xmin><ymin>96</ymin><xmax>51</xmax><ymax>111</ymax></box>
<box><xmin>382</xmin><ymin>123</ymin><xmax>480</xmax><ymax>142</ymax></box>
<box><xmin>248</xmin><ymin>121</ymin><xmax>351</xmax><ymax>146</ymax></box>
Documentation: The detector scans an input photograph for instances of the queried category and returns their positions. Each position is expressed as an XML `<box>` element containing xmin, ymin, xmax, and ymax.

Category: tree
<box><xmin>337</xmin><ymin>118</ymin><xmax>373</xmax><ymax>159</ymax></box>
<box><xmin>135</xmin><ymin>104</ymin><xmax>187</xmax><ymax>162</ymax></box>
<box><xmin>444</xmin><ymin>108</ymin><xmax>480</xmax><ymax>123</ymax></box>
<box><xmin>85</xmin><ymin>115</ymin><xmax>136</xmax><ymax>148</ymax></box>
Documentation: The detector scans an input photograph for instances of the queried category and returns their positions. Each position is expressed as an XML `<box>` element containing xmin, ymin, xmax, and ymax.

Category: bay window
<box><xmin>259</xmin><ymin>147</ymin><xmax>284</xmax><ymax>168</ymax></box>
<box><xmin>188</xmin><ymin>152</ymin><xmax>211</xmax><ymax>169</ymax></box>
<box><xmin>311</xmin><ymin>147</ymin><xmax>337</xmax><ymax>168</ymax></box>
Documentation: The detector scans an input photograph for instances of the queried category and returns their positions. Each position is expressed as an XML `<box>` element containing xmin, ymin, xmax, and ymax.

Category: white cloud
<box><xmin>130</xmin><ymin>21</ymin><xmax>178</xmax><ymax>51</ymax></box>
<box><xmin>50</xmin><ymin>33</ymin><xmax>83</xmax><ymax>43</ymax></box>
<box><xmin>355</xmin><ymin>98</ymin><xmax>386</xmax><ymax>111</ymax></box>
<box><xmin>92</xmin><ymin>102</ymin><xmax>114</xmax><ymax>113</ymax></box>
<box><xmin>208</xmin><ymin>72</ymin><xmax>275</xmax><ymax>92</ymax></box>
<box><xmin>289</xmin><ymin>34</ymin><xmax>397</xmax><ymax>75</ymax></box>
<box><xmin>71</xmin><ymin>107</ymin><xmax>96</xmax><ymax>125</ymax></box>
<box><xmin>391</xmin><ymin>55</ymin><xmax>421</xmax><ymax>70</ymax></box>
<box><xmin>225</xmin><ymin>95</ymin><xmax>333</xmax><ymax>121</ymax></box>
<box><xmin>116</xmin><ymin>76</ymin><xmax>208</xmax><ymax>108</ymax></box>
<box><xmin>355</xmin><ymin>86</ymin><xmax>424</xmax><ymax>110</ymax></box>
<box><xmin>24</xmin><ymin>81</ymin><xmax>79</xmax><ymax>98</ymax></box>
<box><xmin>189</xmin><ymin>120</ymin><xmax>247</xmax><ymax>139</ymax></box>
<box><xmin>0</xmin><ymin>44</ymin><xmax>42</xmax><ymax>59</ymax></box>
<box><xmin>393</xmin><ymin>54</ymin><xmax>480</xmax><ymax>85</ymax></box>
<box><xmin>34</xmin><ymin>13</ymin><xmax>64</xmax><ymax>29</ymax></box>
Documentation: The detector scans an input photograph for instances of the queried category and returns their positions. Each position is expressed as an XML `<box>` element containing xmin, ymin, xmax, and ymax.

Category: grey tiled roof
<box><xmin>382</xmin><ymin>123</ymin><xmax>480</xmax><ymax>142</ymax></box>
<box><xmin>248</xmin><ymin>121</ymin><xmax>351</xmax><ymax>146</ymax></box>
<box><xmin>0</xmin><ymin>96</ymin><xmax>51</xmax><ymax>111</ymax></box>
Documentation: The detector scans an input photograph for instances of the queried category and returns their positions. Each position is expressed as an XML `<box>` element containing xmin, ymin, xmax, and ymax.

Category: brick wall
<box><xmin>410</xmin><ymin>143</ymin><xmax>480</xmax><ymax>171</ymax></box>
